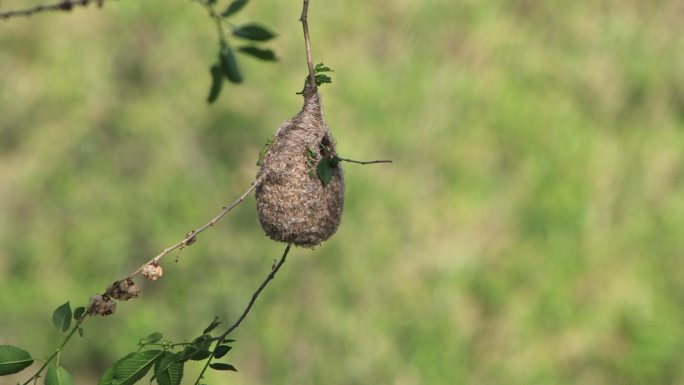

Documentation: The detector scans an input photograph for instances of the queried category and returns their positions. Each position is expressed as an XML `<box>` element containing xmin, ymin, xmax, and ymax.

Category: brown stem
<box><xmin>0</xmin><ymin>0</ymin><xmax>96</xmax><ymax>19</ymax></box>
<box><xmin>128</xmin><ymin>176</ymin><xmax>264</xmax><ymax>278</ymax></box>
<box><xmin>215</xmin><ymin>244</ymin><xmax>291</xmax><ymax>340</ymax></box>
<box><xmin>21</xmin><ymin>320</ymin><xmax>83</xmax><ymax>385</ymax></box>
<box><xmin>338</xmin><ymin>157</ymin><xmax>393</xmax><ymax>165</ymax></box>
<box><xmin>299</xmin><ymin>0</ymin><xmax>317</xmax><ymax>89</ymax></box>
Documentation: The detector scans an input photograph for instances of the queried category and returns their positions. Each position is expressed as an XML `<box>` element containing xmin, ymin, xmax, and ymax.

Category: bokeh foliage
<box><xmin>2</xmin><ymin>0</ymin><xmax>684</xmax><ymax>384</ymax></box>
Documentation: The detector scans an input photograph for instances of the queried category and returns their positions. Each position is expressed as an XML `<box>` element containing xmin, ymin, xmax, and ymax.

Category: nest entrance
<box><xmin>255</xmin><ymin>87</ymin><xmax>345</xmax><ymax>247</ymax></box>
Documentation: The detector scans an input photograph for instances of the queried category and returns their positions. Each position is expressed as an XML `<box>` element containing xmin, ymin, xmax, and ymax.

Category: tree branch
<box><xmin>215</xmin><ymin>243</ymin><xmax>291</xmax><ymax>340</ymax></box>
<box><xmin>299</xmin><ymin>0</ymin><xmax>316</xmax><ymax>89</ymax></box>
<box><xmin>128</xmin><ymin>175</ymin><xmax>264</xmax><ymax>278</ymax></box>
<box><xmin>0</xmin><ymin>0</ymin><xmax>102</xmax><ymax>20</ymax></box>
<box><xmin>338</xmin><ymin>157</ymin><xmax>393</xmax><ymax>165</ymax></box>
<box><xmin>21</xmin><ymin>320</ymin><xmax>84</xmax><ymax>385</ymax></box>
<box><xmin>193</xmin><ymin>244</ymin><xmax>290</xmax><ymax>384</ymax></box>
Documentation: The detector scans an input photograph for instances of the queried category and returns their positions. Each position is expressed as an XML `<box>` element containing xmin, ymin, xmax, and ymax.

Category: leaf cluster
<box><xmin>297</xmin><ymin>62</ymin><xmax>334</xmax><ymax>94</ymax></box>
<box><xmin>1</xmin><ymin>305</ymin><xmax>237</xmax><ymax>385</ymax></box>
<box><xmin>97</xmin><ymin>317</ymin><xmax>238</xmax><ymax>385</ymax></box>
<box><xmin>313</xmin><ymin>62</ymin><xmax>334</xmax><ymax>86</ymax></box>
<box><xmin>206</xmin><ymin>0</ymin><xmax>278</xmax><ymax>103</ymax></box>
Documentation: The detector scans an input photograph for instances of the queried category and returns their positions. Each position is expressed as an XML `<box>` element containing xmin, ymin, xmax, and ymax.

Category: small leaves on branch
<box><xmin>209</xmin><ymin>362</ymin><xmax>237</xmax><ymax>371</ymax></box>
<box><xmin>297</xmin><ymin>62</ymin><xmax>334</xmax><ymax>94</ymax></box>
<box><xmin>219</xmin><ymin>43</ymin><xmax>243</xmax><ymax>84</ymax></box>
<box><xmin>140</xmin><ymin>332</ymin><xmax>164</xmax><ymax>346</ymax></box>
<box><xmin>97</xmin><ymin>319</ymin><xmax>240</xmax><ymax>385</ymax></box>
<box><xmin>52</xmin><ymin>302</ymin><xmax>72</xmax><ymax>332</ymax></box>
<box><xmin>239</xmin><ymin>46</ymin><xmax>278</xmax><ymax>61</ymax></box>
<box><xmin>313</xmin><ymin>62</ymin><xmax>333</xmax><ymax>86</ymax></box>
<box><xmin>232</xmin><ymin>24</ymin><xmax>277</xmax><ymax>41</ymax></box>
<box><xmin>220</xmin><ymin>0</ymin><xmax>248</xmax><ymax>17</ymax></box>
<box><xmin>203</xmin><ymin>317</ymin><xmax>222</xmax><ymax>334</ymax></box>
<box><xmin>207</xmin><ymin>64</ymin><xmax>223</xmax><ymax>103</ymax></box>
<box><xmin>1</xmin><ymin>0</ymin><xmax>278</xmax><ymax>105</ymax></box>
<box><xmin>212</xmin><ymin>345</ymin><xmax>232</xmax><ymax>359</ymax></box>
<box><xmin>73</xmin><ymin>306</ymin><xmax>86</xmax><ymax>322</ymax></box>
<box><xmin>198</xmin><ymin>0</ymin><xmax>278</xmax><ymax>104</ymax></box>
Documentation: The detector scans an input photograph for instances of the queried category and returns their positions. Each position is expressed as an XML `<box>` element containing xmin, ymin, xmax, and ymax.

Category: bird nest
<box><xmin>255</xmin><ymin>85</ymin><xmax>345</xmax><ymax>247</ymax></box>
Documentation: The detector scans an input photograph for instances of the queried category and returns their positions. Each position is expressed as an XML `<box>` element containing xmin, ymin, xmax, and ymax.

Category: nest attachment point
<box><xmin>255</xmin><ymin>86</ymin><xmax>345</xmax><ymax>247</ymax></box>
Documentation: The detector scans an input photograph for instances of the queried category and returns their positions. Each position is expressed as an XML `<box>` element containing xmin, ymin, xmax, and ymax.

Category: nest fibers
<box><xmin>255</xmin><ymin>86</ymin><xmax>344</xmax><ymax>247</ymax></box>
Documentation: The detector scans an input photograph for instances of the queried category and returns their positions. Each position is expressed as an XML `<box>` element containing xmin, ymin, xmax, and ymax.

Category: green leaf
<box><xmin>257</xmin><ymin>138</ymin><xmax>273</xmax><ymax>166</ymax></box>
<box><xmin>314</xmin><ymin>63</ymin><xmax>333</xmax><ymax>73</ymax></box>
<box><xmin>78</xmin><ymin>328</ymin><xmax>84</xmax><ymax>337</ymax></box>
<box><xmin>152</xmin><ymin>352</ymin><xmax>173</xmax><ymax>378</ymax></box>
<box><xmin>191</xmin><ymin>334</ymin><xmax>213</xmax><ymax>350</ymax></box>
<box><xmin>154</xmin><ymin>352</ymin><xmax>183</xmax><ymax>385</ymax></box>
<box><xmin>73</xmin><ymin>307</ymin><xmax>85</xmax><ymax>321</ymax></box>
<box><xmin>330</xmin><ymin>155</ymin><xmax>340</xmax><ymax>168</ymax></box>
<box><xmin>0</xmin><ymin>345</ymin><xmax>33</xmax><ymax>376</ymax></box>
<box><xmin>219</xmin><ymin>45</ymin><xmax>242</xmax><ymax>84</ymax></box>
<box><xmin>98</xmin><ymin>353</ymin><xmax>134</xmax><ymax>385</ymax></box>
<box><xmin>209</xmin><ymin>363</ymin><xmax>237</xmax><ymax>372</ymax></box>
<box><xmin>232</xmin><ymin>24</ymin><xmax>276</xmax><ymax>41</ymax></box>
<box><xmin>207</xmin><ymin>64</ymin><xmax>223</xmax><ymax>104</ymax></box>
<box><xmin>238</xmin><ymin>46</ymin><xmax>277</xmax><ymax>61</ymax></box>
<box><xmin>221</xmin><ymin>0</ymin><xmax>248</xmax><ymax>17</ymax></box>
<box><xmin>203</xmin><ymin>317</ymin><xmax>221</xmax><ymax>335</ymax></box>
<box><xmin>315</xmin><ymin>74</ymin><xmax>332</xmax><ymax>86</ymax></box>
<box><xmin>175</xmin><ymin>337</ymin><xmax>212</xmax><ymax>362</ymax></box>
<box><xmin>45</xmin><ymin>366</ymin><xmax>74</xmax><ymax>385</ymax></box>
<box><xmin>317</xmin><ymin>158</ymin><xmax>335</xmax><ymax>186</ymax></box>
<box><xmin>141</xmin><ymin>332</ymin><xmax>163</xmax><ymax>345</ymax></box>
<box><xmin>186</xmin><ymin>348</ymin><xmax>212</xmax><ymax>361</ymax></box>
<box><xmin>112</xmin><ymin>350</ymin><xmax>164</xmax><ymax>385</ymax></box>
<box><xmin>97</xmin><ymin>366</ymin><xmax>113</xmax><ymax>385</ymax></box>
<box><xmin>52</xmin><ymin>302</ymin><xmax>72</xmax><ymax>332</ymax></box>
<box><xmin>213</xmin><ymin>345</ymin><xmax>232</xmax><ymax>359</ymax></box>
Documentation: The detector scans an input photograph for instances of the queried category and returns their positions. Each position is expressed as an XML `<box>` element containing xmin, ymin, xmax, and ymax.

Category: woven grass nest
<box><xmin>255</xmin><ymin>85</ymin><xmax>344</xmax><ymax>247</ymax></box>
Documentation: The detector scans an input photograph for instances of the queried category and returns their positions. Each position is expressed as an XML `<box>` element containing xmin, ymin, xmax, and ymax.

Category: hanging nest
<box><xmin>255</xmin><ymin>85</ymin><xmax>344</xmax><ymax>247</ymax></box>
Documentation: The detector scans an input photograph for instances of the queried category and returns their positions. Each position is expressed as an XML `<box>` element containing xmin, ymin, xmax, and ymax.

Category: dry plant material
<box><xmin>255</xmin><ymin>85</ymin><xmax>344</xmax><ymax>247</ymax></box>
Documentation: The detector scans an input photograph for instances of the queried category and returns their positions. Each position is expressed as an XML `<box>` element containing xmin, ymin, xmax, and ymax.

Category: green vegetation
<box><xmin>2</xmin><ymin>0</ymin><xmax>684</xmax><ymax>384</ymax></box>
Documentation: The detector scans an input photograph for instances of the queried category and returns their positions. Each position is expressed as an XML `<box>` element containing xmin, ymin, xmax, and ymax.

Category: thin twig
<box><xmin>194</xmin><ymin>244</ymin><xmax>290</xmax><ymax>384</ymax></box>
<box><xmin>21</xmin><ymin>320</ymin><xmax>83</xmax><ymax>385</ymax></box>
<box><xmin>338</xmin><ymin>157</ymin><xmax>393</xmax><ymax>165</ymax></box>
<box><xmin>0</xmin><ymin>0</ymin><xmax>101</xmax><ymax>19</ymax></box>
<box><xmin>215</xmin><ymin>244</ymin><xmax>291</xmax><ymax>340</ymax></box>
<box><xmin>19</xmin><ymin>176</ymin><xmax>264</xmax><ymax>384</ymax></box>
<box><xmin>190</xmin><ymin>0</ymin><xmax>227</xmax><ymax>44</ymax></box>
<box><xmin>299</xmin><ymin>0</ymin><xmax>317</xmax><ymax>89</ymax></box>
<box><xmin>128</xmin><ymin>175</ymin><xmax>264</xmax><ymax>278</ymax></box>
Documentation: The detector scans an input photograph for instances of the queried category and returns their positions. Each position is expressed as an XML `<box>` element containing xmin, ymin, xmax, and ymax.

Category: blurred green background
<box><xmin>2</xmin><ymin>0</ymin><xmax>684</xmax><ymax>384</ymax></box>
